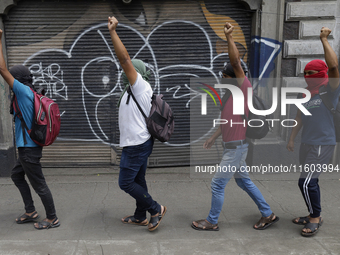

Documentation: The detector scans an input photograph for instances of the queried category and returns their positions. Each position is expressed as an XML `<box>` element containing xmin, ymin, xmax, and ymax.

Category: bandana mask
<box><xmin>304</xmin><ymin>59</ymin><xmax>328</xmax><ymax>98</ymax></box>
<box><xmin>9</xmin><ymin>65</ymin><xmax>34</xmax><ymax>115</ymax></box>
<box><xmin>117</xmin><ymin>59</ymin><xmax>151</xmax><ymax>107</ymax></box>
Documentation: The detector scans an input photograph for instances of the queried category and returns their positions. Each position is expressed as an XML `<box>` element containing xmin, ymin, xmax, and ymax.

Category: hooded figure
<box><xmin>117</xmin><ymin>59</ymin><xmax>150</xmax><ymax>107</ymax></box>
<box><xmin>304</xmin><ymin>59</ymin><xmax>329</xmax><ymax>98</ymax></box>
<box><xmin>9</xmin><ymin>65</ymin><xmax>34</xmax><ymax>114</ymax></box>
<box><xmin>9</xmin><ymin>65</ymin><xmax>33</xmax><ymax>87</ymax></box>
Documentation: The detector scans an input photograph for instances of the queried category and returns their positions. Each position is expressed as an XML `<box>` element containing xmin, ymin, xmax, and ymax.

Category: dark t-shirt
<box><xmin>301</xmin><ymin>84</ymin><xmax>340</xmax><ymax>145</ymax></box>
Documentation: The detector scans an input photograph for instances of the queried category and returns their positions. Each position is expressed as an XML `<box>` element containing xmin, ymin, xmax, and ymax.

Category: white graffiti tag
<box><xmin>29</xmin><ymin>62</ymin><xmax>68</xmax><ymax>100</ymax></box>
<box><xmin>24</xmin><ymin>21</ymin><xmax>268</xmax><ymax>147</ymax></box>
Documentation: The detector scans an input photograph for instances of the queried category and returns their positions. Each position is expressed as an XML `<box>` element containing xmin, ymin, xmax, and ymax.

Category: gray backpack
<box><xmin>127</xmin><ymin>87</ymin><xmax>175</xmax><ymax>142</ymax></box>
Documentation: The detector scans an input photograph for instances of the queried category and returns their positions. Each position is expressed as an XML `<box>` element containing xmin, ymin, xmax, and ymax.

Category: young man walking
<box><xmin>0</xmin><ymin>29</ymin><xmax>59</xmax><ymax>230</ymax></box>
<box><xmin>108</xmin><ymin>16</ymin><xmax>166</xmax><ymax>231</ymax></box>
<box><xmin>192</xmin><ymin>22</ymin><xmax>279</xmax><ymax>231</ymax></box>
<box><xmin>287</xmin><ymin>27</ymin><xmax>340</xmax><ymax>237</ymax></box>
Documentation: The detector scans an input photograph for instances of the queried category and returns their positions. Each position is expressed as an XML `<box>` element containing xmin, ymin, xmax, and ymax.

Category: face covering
<box><xmin>9</xmin><ymin>65</ymin><xmax>34</xmax><ymax>88</ymax></box>
<box><xmin>9</xmin><ymin>65</ymin><xmax>34</xmax><ymax>115</ymax></box>
<box><xmin>117</xmin><ymin>59</ymin><xmax>151</xmax><ymax>107</ymax></box>
<box><xmin>304</xmin><ymin>59</ymin><xmax>328</xmax><ymax>98</ymax></box>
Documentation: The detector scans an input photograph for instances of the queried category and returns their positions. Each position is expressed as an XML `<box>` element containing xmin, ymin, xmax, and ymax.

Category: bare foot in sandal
<box><xmin>301</xmin><ymin>216</ymin><xmax>323</xmax><ymax>237</ymax></box>
<box><xmin>148</xmin><ymin>205</ymin><xmax>167</xmax><ymax>231</ymax></box>
<box><xmin>192</xmin><ymin>219</ymin><xmax>219</xmax><ymax>231</ymax></box>
<box><xmin>122</xmin><ymin>215</ymin><xmax>148</xmax><ymax>226</ymax></box>
<box><xmin>34</xmin><ymin>217</ymin><xmax>60</xmax><ymax>230</ymax></box>
<box><xmin>253</xmin><ymin>213</ymin><xmax>279</xmax><ymax>230</ymax></box>
<box><xmin>16</xmin><ymin>211</ymin><xmax>39</xmax><ymax>224</ymax></box>
<box><xmin>292</xmin><ymin>215</ymin><xmax>310</xmax><ymax>225</ymax></box>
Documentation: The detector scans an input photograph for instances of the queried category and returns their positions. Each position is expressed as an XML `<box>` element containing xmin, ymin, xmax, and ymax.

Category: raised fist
<box><xmin>224</xmin><ymin>22</ymin><xmax>234</xmax><ymax>36</ymax></box>
<box><xmin>320</xmin><ymin>27</ymin><xmax>331</xmax><ymax>39</ymax></box>
<box><xmin>108</xmin><ymin>16</ymin><xmax>119</xmax><ymax>32</ymax></box>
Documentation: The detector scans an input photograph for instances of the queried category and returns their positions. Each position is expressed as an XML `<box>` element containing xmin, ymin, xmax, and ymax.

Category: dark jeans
<box><xmin>11</xmin><ymin>147</ymin><xmax>56</xmax><ymax>220</ymax></box>
<box><xmin>119</xmin><ymin>138</ymin><xmax>160</xmax><ymax>220</ymax></box>
<box><xmin>298</xmin><ymin>144</ymin><xmax>335</xmax><ymax>218</ymax></box>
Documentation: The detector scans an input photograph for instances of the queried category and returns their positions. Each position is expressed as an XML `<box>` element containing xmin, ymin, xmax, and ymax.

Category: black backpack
<box><xmin>220</xmin><ymin>84</ymin><xmax>270</xmax><ymax>139</ymax></box>
<box><xmin>318</xmin><ymin>85</ymin><xmax>340</xmax><ymax>142</ymax></box>
<box><xmin>126</xmin><ymin>87</ymin><xmax>175</xmax><ymax>142</ymax></box>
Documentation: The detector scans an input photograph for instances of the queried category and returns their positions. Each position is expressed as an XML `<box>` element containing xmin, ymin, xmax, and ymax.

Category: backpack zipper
<box><xmin>37</xmin><ymin>96</ymin><xmax>45</xmax><ymax>122</ymax></box>
<box><xmin>38</xmin><ymin>96</ymin><xmax>56</xmax><ymax>133</ymax></box>
<box><xmin>48</xmin><ymin>102</ymin><xmax>56</xmax><ymax>132</ymax></box>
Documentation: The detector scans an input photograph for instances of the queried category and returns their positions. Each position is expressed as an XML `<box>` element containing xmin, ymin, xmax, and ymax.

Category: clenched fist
<box><xmin>224</xmin><ymin>22</ymin><xmax>234</xmax><ymax>37</ymax></box>
<box><xmin>320</xmin><ymin>27</ymin><xmax>331</xmax><ymax>39</ymax></box>
<box><xmin>108</xmin><ymin>16</ymin><xmax>119</xmax><ymax>32</ymax></box>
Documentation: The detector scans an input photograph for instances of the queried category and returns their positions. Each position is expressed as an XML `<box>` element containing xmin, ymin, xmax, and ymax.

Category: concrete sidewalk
<box><xmin>0</xmin><ymin>167</ymin><xmax>339</xmax><ymax>255</ymax></box>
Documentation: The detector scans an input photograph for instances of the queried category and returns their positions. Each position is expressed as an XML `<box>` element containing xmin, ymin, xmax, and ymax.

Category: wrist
<box><xmin>225</xmin><ymin>34</ymin><xmax>233</xmax><ymax>40</ymax></box>
<box><xmin>211</xmin><ymin>136</ymin><xmax>218</xmax><ymax>141</ymax></box>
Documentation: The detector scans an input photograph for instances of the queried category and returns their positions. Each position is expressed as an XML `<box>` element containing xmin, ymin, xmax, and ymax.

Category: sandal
<box><xmin>301</xmin><ymin>217</ymin><xmax>323</xmax><ymax>237</ymax></box>
<box><xmin>148</xmin><ymin>205</ymin><xmax>167</xmax><ymax>232</ymax></box>
<box><xmin>122</xmin><ymin>215</ymin><xmax>148</xmax><ymax>226</ymax></box>
<box><xmin>16</xmin><ymin>211</ymin><xmax>39</xmax><ymax>224</ymax></box>
<box><xmin>292</xmin><ymin>216</ymin><xmax>310</xmax><ymax>225</ymax></box>
<box><xmin>34</xmin><ymin>217</ymin><xmax>60</xmax><ymax>230</ymax></box>
<box><xmin>253</xmin><ymin>213</ymin><xmax>279</xmax><ymax>230</ymax></box>
<box><xmin>191</xmin><ymin>219</ymin><xmax>219</xmax><ymax>231</ymax></box>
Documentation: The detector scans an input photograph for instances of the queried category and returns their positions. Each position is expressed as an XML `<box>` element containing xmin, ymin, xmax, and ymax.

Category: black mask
<box><xmin>9</xmin><ymin>65</ymin><xmax>34</xmax><ymax>115</ymax></box>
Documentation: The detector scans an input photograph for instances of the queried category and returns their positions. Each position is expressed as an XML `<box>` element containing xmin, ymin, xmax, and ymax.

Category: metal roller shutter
<box><xmin>5</xmin><ymin>0</ymin><xmax>252</xmax><ymax>168</ymax></box>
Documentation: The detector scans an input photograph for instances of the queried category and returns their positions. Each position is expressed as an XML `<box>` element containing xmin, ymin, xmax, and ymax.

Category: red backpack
<box><xmin>13</xmin><ymin>88</ymin><xmax>61</xmax><ymax>146</ymax></box>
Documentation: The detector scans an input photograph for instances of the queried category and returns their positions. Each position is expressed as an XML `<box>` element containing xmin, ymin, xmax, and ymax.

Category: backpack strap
<box><xmin>319</xmin><ymin>85</ymin><xmax>337</xmax><ymax>115</ymax></box>
<box><xmin>12</xmin><ymin>97</ymin><xmax>29</xmax><ymax>145</ymax></box>
<box><xmin>161</xmin><ymin>98</ymin><xmax>165</xmax><ymax>117</ymax></box>
<box><xmin>220</xmin><ymin>88</ymin><xmax>248</xmax><ymax>121</ymax></box>
<box><xmin>126</xmin><ymin>86</ymin><xmax>148</xmax><ymax>119</ymax></box>
<box><xmin>220</xmin><ymin>89</ymin><xmax>231</xmax><ymax>111</ymax></box>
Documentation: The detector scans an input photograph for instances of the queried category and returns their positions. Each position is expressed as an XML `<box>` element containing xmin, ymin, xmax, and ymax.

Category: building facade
<box><xmin>0</xmin><ymin>0</ymin><xmax>338</xmax><ymax>174</ymax></box>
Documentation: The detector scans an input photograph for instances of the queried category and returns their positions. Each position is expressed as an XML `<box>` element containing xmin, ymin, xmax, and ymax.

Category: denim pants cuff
<box><xmin>206</xmin><ymin>216</ymin><xmax>217</xmax><ymax>225</ymax></box>
<box><xmin>262</xmin><ymin>211</ymin><xmax>273</xmax><ymax>218</ymax></box>
<box><xmin>149</xmin><ymin>203</ymin><xmax>161</xmax><ymax>216</ymax></box>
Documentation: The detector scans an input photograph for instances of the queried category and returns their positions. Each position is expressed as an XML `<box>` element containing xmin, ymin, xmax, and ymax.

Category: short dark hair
<box><xmin>222</xmin><ymin>62</ymin><xmax>248</xmax><ymax>78</ymax></box>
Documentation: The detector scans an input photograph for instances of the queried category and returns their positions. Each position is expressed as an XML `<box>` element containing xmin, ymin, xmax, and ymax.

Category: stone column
<box><xmin>284</xmin><ymin>0</ymin><xmax>340</xmax><ymax>166</ymax></box>
<box><xmin>0</xmin><ymin>0</ymin><xmax>17</xmax><ymax>176</ymax></box>
<box><xmin>246</xmin><ymin>0</ymin><xmax>291</xmax><ymax>167</ymax></box>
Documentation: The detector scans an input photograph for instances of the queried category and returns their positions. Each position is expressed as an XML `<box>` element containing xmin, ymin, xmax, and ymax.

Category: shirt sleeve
<box><xmin>12</xmin><ymin>79</ymin><xmax>33</xmax><ymax>101</ymax></box>
<box><xmin>329</xmin><ymin>83</ymin><xmax>340</xmax><ymax>98</ymax></box>
<box><xmin>130</xmin><ymin>73</ymin><xmax>151</xmax><ymax>96</ymax></box>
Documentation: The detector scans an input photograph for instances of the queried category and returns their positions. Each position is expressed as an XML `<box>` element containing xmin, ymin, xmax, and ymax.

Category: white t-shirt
<box><xmin>119</xmin><ymin>73</ymin><xmax>152</xmax><ymax>147</ymax></box>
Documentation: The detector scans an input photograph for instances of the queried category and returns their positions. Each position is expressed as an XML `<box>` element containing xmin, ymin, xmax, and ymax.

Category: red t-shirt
<box><xmin>221</xmin><ymin>77</ymin><xmax>252</xmax><ymax>142</ymax></box>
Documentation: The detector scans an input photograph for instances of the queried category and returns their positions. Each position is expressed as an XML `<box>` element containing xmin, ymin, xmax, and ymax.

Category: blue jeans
<box><xmin>207</xmin><ymin>141</ymin><xmax>272</xmax><ymax>224</ymax></box>
<box><xmin>119</xmin><ymin>138</ymin><xmax>160</xmax><ymax>220</ymax></box>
